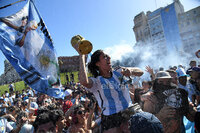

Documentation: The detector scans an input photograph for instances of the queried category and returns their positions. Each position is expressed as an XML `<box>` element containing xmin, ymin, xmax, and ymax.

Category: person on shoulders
<box><xmin>75</xmin><ymin>48</ymin><xmax>143</xmax><ymax>133</ymax></box>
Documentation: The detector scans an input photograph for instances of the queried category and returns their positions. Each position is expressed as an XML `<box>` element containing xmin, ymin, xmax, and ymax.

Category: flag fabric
<box><xmin>0</xmin><ymin>0</ymin><xmax>65</xmax><ymax>98</ymax></box>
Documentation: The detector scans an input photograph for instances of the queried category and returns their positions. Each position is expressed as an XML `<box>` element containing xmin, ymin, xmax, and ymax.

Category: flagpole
<box><xmin>0</xmin><ymin>0</ymin><xmax>26</xmax><ymax>10</ymax></box>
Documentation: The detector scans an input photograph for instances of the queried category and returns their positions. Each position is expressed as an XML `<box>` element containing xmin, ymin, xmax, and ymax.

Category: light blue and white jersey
<box><xmin>88</xmin><ymin>70</ymin><xmax>132</xmax><ymax>116</ymax></box>
<box><xmin>0</xmin><ymin>118</ymin><xmax>13</xmax><ymax>133</ymax></box>
<box><xmin>178</xmin><ymin>83</ymin><xmax>196</xmax><ymax>102</ymax></box>
<box><xmin>28</xmin><ymin>89</ymin><xmax>34</xmax><ymax>97</ymax></box>
<box><xmin>8</xmin><ymin>97</ymin><xmax>14</xmax><ymax>106</ymax></box>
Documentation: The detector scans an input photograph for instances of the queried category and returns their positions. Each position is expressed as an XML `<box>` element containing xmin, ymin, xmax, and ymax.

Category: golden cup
<box><xmin>71</xmin><ymin>35</ymin><xmax>92</xmax><ymax>54</ymax></box>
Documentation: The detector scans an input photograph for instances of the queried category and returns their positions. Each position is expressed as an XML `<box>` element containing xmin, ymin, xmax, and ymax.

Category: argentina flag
<box><xmin>0</xmin><ymin>0</ymin><xmax>65</xmax><ymax>98</ymax></box>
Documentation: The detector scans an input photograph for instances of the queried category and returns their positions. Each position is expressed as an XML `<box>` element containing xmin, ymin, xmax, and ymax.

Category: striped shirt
<box><xmin>88</xmin><ymin>70</ymin><xmax>133</xmax><ymax>116</ymax></box>
<box><xmin>0</xmin><ymin>118</ymin><xmax>13</xmax><ymax>133</ymax></box>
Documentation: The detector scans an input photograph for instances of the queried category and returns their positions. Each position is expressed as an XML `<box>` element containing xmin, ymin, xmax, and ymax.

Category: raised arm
<box><xmin>0</xmin><ymin>18</ymin><xmax>19</xmax><ymax>30</ymax></box>
<box><xmin>16</xmin><ymin>26</ymin><xmax>32</xmax><ymax>47</ymax></box>
<box><xmin>121</xmin><ymin>67</ymin><xmax>144</xmax><ymax>77</ymax></box>
<box><xmin>79</xmin><ymin>54</ymin><xmax>93</xmax><ymax>88</ymax></box>
<box><xmin>145</xmin><ymin>65</ymin><xmax>155</xmax><ymax>80</ymax></box>
<box><xmin>87</xmin><ymin>102</ymin><xmax>96</xmax><ymax>130</ymax></box>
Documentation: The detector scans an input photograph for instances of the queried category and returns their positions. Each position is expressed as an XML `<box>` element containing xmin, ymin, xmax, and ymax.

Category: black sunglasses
<box><xmin>77</xmin><ymin>110</ymin><xmax>85</xmax><ymax>115</ymax></box>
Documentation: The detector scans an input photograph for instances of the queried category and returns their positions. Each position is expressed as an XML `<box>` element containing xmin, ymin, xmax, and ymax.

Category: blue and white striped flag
<box><xmin>0</xmin><ymin>0</ymin><xmax>65</xmax><ymax>98</ymax></box>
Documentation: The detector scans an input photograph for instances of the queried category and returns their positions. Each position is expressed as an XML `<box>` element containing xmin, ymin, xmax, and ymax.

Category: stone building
<box><xmin>178</xmin><ymin>6</ymin><xmax>200</xmax><ymax>54</ymax></box>
<box><xmin>0</xmin><ymin>60</ymin><xmax>21</xmax><ymax>85</ymax></box>
<box><xmin>133</xmin><ymin>12</ymin><xmax>150</xmax><ymax>44</ymax></box>
<box><xmin>133</xmin><ymin>0</ymin><xmax>198</xmax><ymax>55</ymax></box>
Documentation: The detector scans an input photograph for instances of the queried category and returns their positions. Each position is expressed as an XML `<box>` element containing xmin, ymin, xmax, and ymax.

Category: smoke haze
<box><xmin>104</xmin><ymin>41</ymin><xmax>199</xmax><ymax>80</ymax></box>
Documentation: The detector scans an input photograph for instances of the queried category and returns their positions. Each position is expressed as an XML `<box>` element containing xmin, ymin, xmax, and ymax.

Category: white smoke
<box><xmin>104</xmin><ymin>40</ymin><xmax>134</xmax><ymax>61</ymax></box>
<box><xmin>103</xmin><ymin>40</ymin><xmax>199</xmax><ymax>81</ymax></box>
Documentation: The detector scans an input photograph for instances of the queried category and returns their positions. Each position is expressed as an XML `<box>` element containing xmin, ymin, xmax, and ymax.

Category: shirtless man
<box><xmin>143</xmin><ymin>71</ymin><xmax>197</xmax><ymax>133</ymax></box>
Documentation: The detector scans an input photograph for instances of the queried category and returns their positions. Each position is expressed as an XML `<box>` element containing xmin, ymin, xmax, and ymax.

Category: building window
<box><xmin>196</xmin><ymin>33</ymin><xmax>200</xmax><ymax>37</ymax></box>
<box><xmin>187</xmin><ymin>21</ymin><xmax>190</xmax><ymax>25</ymax></box>
<box><xmin>193</xmin><ymin>19</ymin><xmax>197</xmax><ymax>24</ymax></box>
<box><xmin>180</xmin><ymin>15</ymin><xmax>184</xmax><ymax>19</ymax></box>
<box><xmin>140</xmin><ymin>30</ymin><xmax>142</xmax><ymax>36</ymax></box>
<box><xmin>194</xmin><ymin>10</ymin><xmax>196</xmax><ymax>14</ymax></box>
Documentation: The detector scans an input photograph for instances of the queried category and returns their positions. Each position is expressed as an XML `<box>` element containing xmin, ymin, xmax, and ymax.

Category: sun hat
<box><xmin>155</xmin><ymin>71</ymin><xmax>172</xmax><ymax>79</ymax></box>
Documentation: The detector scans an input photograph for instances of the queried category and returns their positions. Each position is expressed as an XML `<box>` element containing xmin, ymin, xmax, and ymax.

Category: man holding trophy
<box><xmin>71</xmin><ymin>35</ymin><xmax>144</xmax><ymax>133</ymax></box>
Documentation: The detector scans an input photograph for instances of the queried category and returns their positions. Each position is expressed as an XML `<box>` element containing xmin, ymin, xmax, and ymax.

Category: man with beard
<box><xmin>143</xmin><ymin>71</ymin><xmax>196</xmax><ymax>133</ymax></box>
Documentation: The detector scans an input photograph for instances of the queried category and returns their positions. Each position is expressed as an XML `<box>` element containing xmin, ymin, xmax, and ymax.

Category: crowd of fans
<box><xmin>0</xmin><ymin>59</ymin><xmax>200</xmax><ymax>133</ymax></box>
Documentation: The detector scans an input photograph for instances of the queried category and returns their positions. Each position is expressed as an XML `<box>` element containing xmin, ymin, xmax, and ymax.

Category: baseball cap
<box><xmin>129</xmin><ymin>112</ymin><xmax>164</xmax><ymax>133</ymax></box>
<box><xmin>155</xmin><ymin>71</ymin><xmax>172</xmax><ymax>79</ymax></box>
<box><xmin>31</xmin><ymin>102</ymin><xmax>38</xmax><ymax>109</ymax></box>
<box><xmin>176</xmin><ymin>67</ymin><xmax>188</xmax><ymax>78</ymax></box>
<box><xmin>65</xmin><ymin>89</ymin><xmax>73</xmax><ymax>97</ymax></box>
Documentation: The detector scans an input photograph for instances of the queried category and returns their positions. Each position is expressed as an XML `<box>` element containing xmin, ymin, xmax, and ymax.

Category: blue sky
<box><xmin>0</xmin><ymin>0</ymin><xmax>199</xmax><ymax>75</ymax></box>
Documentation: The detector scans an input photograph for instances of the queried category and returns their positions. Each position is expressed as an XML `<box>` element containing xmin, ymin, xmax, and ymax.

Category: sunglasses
<box><xmin>77</xmin><ymin>110</ymin><xmax>85</xmax><ymax>115</ymax></box>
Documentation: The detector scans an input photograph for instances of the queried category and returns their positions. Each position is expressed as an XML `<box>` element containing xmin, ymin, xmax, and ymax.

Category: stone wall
<box><xmin>0</xmin><ymin>60</ymin><xmax>21</xmax><ymax>85</ymax></box>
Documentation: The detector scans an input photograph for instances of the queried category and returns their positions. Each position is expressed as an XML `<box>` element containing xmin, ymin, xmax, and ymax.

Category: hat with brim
<box><xmin>155</xmin><ymin>71</ymin><xmax>172</xmax><ymax>79</ymax></box>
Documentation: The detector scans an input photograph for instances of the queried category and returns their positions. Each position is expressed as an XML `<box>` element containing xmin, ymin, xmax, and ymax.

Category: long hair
<box><xmin>88</xmin><ymin>50</ymin><xmax>103</xmax><ymax>78</ymax></box>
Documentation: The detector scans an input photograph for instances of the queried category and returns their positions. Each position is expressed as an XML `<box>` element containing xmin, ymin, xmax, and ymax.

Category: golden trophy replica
<box><xmin>71</xmin><ymin>35</ymin><xmax>93</xmax><ymax>54</ymax></box>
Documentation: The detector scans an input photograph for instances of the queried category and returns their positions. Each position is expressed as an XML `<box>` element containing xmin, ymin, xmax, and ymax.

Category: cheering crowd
<box><xmin>0</xmin><ymin>49</ymin><xmax>200</xmax><ymax>133</ymax></box>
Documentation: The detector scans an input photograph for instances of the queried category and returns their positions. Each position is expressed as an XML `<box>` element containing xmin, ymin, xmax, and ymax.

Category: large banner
<box><xmin>161</xmin><ymin>3</ymin><xmax>183</xmax><ymax>53</ymax></box>
<box><xmin>0</xmin><ymin>0</ymin><xmax>65</xmax><ymax>98</ymax></box>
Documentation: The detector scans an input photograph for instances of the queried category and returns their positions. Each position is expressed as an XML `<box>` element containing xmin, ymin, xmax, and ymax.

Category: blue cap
<box><xmin>129</xmin><ymin>112</ymin><xmax>164</xmax><ymax>133</ymax></box>
<box><xmin>176</xmin><ymin>67</ymin><xmax>189</xmax><ymax>78</ymax></box>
